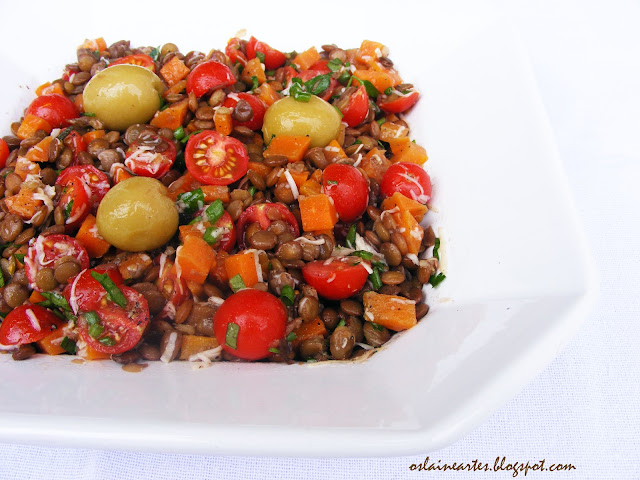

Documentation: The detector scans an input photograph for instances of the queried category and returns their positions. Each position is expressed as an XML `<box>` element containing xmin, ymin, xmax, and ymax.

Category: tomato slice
<box><xmin>245</xmin><ymin>36</ymin><xmax>286</xmax><ymax>70</ymax></box>
<box><xmin>185</xmin><ymin>130</ymin><xmax>248</xmax><ymax>186</ymax></box>
<box><xmin>0</xmin><ymin>138</ymin><xmax>10</xmax><ymax>169</ymax></box>
<box><xmin>222</xmin><ymin>92</ymin><xmax>267</xmax><ymax>131</ymax></box>
<box><xmin>340</xmin><ymin>85</ymin><xmax>369</xmax><ymax>127</ymax></box>
<box><xmin>186</xmin><ymin>61</ymin><xmax>236</xmax><ymax>98</ymax></box>
<box><xmin>63</xmin><ymin>266</ymin><xmax>124</xmax><ymax>314</ymax></box>
<box><xmin>125</xmin><ymin>134</ymin><xmax>177</xmax><ymax>178</ymax></box>
<box><xmin>77</xmin><ymin>286</ymin><xmax>149</xmax><ymax>355</ymax></box>
<box><xmin>58</xmin><ymin>176</ymin><xmax>91</xmax><ymax>230</ymax></box>
<box><xmin>25</xmin><ymin>234</ymin><xmax>90</xmax><ymax>291</ymax></box>
<box><xmin>302</xmin><ymin>257</ymin><xmax>370</xmax><ymax>300</ymax></box>
<box><xmin>236</xmin><ymin>203</ymin><xmax>300</xmax><ymax>249</ymax></box>
<box><xmin>379</xmin><ymin>90</ymin><xmax>420</xmax><ymax>114</ymax></box>
<box><xmin>109</xmin><ymin>54</ymin><xmax>155</xmax><ymax>72</ymax></box>
<box><xmin>25</xmin><ymin>94</ymin><xmax>78</xmax><ymax>129</ymax></box>
<box><xmin>322</xmin><ymin>164</ymin><xmax>369</xmax><ymax>223</ymax></box>
<box><xmin>0</xmin><ymin>305</ymin><xmax>65</xmax><ymax>346</ymax></box>
<box><xmin>213</xmin><ymin>289</ymin><xmax>287</xmax><ymax>360</ymax></box>
<box><xmin>380</xmin><ymin>162</ymin><xmax>431</xmax><ymax>204</ymax></box>
<box><xmin>225</xmin><ymin>37</ymin><xmax>247</xmax><ymax>66</ymax></box>
<box><xmin>56</xmin><ymin>165</ymin><xmax>111</xmax><ymax>209</ymax></box>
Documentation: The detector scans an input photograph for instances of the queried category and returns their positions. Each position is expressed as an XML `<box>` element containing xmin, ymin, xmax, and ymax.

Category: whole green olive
<box><xmin>83</xmin><ymin>65</ymin><xmax>165</xmax><ymax>131</ymax></box>
<box><xmin>262</xmin><ymin>96</ymin><xmax>341</xmax><ymax>148</ymax></box>
<box><xmin>96</xmin><ymin>177</ymin><xmax>178</xmax><ymax>252</ymax></box>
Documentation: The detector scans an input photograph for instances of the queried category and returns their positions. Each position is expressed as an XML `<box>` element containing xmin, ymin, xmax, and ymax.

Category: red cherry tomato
<box><xmin>0</xmin><ymin>305</ymin><xmax>64</xmax><ymax>346</ymax></box>
<box><xmin>109</xmin><ymin>54</ymin><xmax>155</xmax><ymax>72</ymax></box>
<box><xmin>25</xmin><ymin>234</ymin><xmax>90</xmax><ymax>292</ymax></box>
<box><xmin>192</xmin><ymin>210</ymin><xmax>236</xmax><ymax>252</ymax></box>
<box><xmin>213</xmin><ymin>289</ymin><xmax>287</xmax><ymax>361</ymax></box>
<box><xmin>302</xmin><ymin>257</ymin><xmax>370</xmax><ymax>300</ymax></box>
<box><xmin>186</xmin><ymin>61</ymin><xmax>236</xmax><ymax>98</ymax></box>
<box><xmin>56</xmin><ymin>165</ymin><xmax>111</xmax><ymax>209</ymax></box>
<box><xmin>379</xmin><ymin>90</ymin><xmax>420</xmax><ymax>114</ymax></box>
<box><xmin>77</xmin><ymin>286</ymin><xmax>149</xmax><ymax>355</ymax></box>
<box><xmin>245</xmin><ymin>36</ymin><xmax>287</xmax><ymax>70</ymax></box>
<box><xmin>58</xmin><ymin>176</ymin><xmax>91</xmax><ymax>230</ymax></box>
<box><xmin>63</xmin><ymin>266</ymin><xmax>124</xmax><ymax>314</ymax></box>
<box><xmin>0</xmin><ymin>139</ymin><xmax>9</xmax><ymax>169</ymax></box>
<box><xmin>185</xmin><ymin>130</ymin><xmax>248</xmax><ymax>186</ymax></box>
<box><xmin>62</xmin><ymin>130</ymin><xmax>87</xmax><ymax>165</ymax></box>
<box><xmin>322</xmin><ymin>164</ymin><xmax>369</xmax><ymax>223</ymax></box>
<box><xmin>25</xmin><ymin>94</ymin><xmax>78</xmax><ymax>129</ymax></box>
<box><xmin>222</xmin><ymin>93</ymin><xmax>267</xmax><ymax>131</ymax></box>
<box><xmin>236</xmin><ymin>203</ymin><xmax>300</xmax><ymax>249</ymax></box>
<box><xmin>225</xmin><ymin>37</ymin><xmax>247</xmax><ymax>66</ymax></box>
<box><xmin>293</xmin><ymin>69</ymin><xmax>338</xmax><ymax>102</ymax></box>
<box><xmin>125</xmin><ymin>134</ymin><xmax>177</xmax><ymax>178</ymax></box>
<box><xmin>380</xmin><ymin>162</ymin><xmax>432</xmax><ymax>204</ymax></box>
<box><xmin>340</xmin><ymin>85</ymin><xmax>369</xmax><ymax>127</ymax></box>
<box><xmin>156</xmin><ymin>258</ymin><xmax>188</xmax><ymax>320</ymax></box>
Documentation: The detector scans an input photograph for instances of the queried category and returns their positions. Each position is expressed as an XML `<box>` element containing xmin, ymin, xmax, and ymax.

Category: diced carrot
<box><xmin>75</xmin><ymin>214</ymin><xmax>111</xmax><ymax>258</ymax></box>
<box><xmin>360</xmin><ymin>148</ymin><xmax>392</xmax><ymax>183</ymax></box>
<box><xmin>363</xmin><ymin>291</ymin><xmax>417</xmax><ymax>331</ymax></box>
<box><xmin>224</xmin><ymin>251</ymin><xmax>259</xmax><ymax>288</ymax></box>
<box><xmin>256</xmin><ymin>82</ymin><xmax>282</xmax><ymax>106</ymax></box>
<box><xmin>264</xmin><ymin>135</ymin><xmax>311</xmax><ymax>163</ymax></box>
<box><xmin>84</xmin><ymin>344</ymin><xmax>111</xmax><ymax>360</ymax></box>
<box><xmin>164</xmin><ymin>79</ymin><xmax>187</xmax><ymax>98</ymax></box>
<box><xmin>5</xmin><ymin>187</ymin><xmax>42</xmax><ymax>220</ymax></box>
<box><xmin>241</xmin><ymin>58</ymin><xmax>267</xmax><ymax>85</ymax></box>
<box><xmin>355</xmin><ymin>40</ymin><xmax>386</xmax><ymax>66</ymax></box>
<box><xmin>277</xmin><ymin>169</ymin><xmax>308</xmax><ymax>189</ymax></box>
<box><xmin>150</xmin><ymin>98</ymin><xmax>189</xmax><ymax>130</ymax></box>
<box><xmin>389</xmin><ymin>137</ymin><xmax>428</xmax><ymax>165</ymax></box>
<box><xmin>36</xmin><ymin>328</ymin><xmax>67</xmax><ymax>356</ymax></box>
<box><xmin>299</xmin><ymin>179</ymin><xmax>322</xmax><ymax>197</ymax></box>
<box><xmin>176</xmin><ymin>235</ymin><xmax>216</xmax><ymax>284</ymax></box>
<box><xmin>82</xmin><ymin>130</ymin><xmax>105</xmax><ymax>144</ymax></box>
<box><xmin>379</xmin><ymin>122</ymin><xmax>408</xmax><ymax>143</ymax></box>
<box><xmin>381</xmin><ymin>191</ymin><xmax>428</xmax><ymax>222</ymax></box>
<box><xmin>80</xmin><ymin>37</ymin><xmax>107</xmax><ymax>52</ymax></box>
<box><xmin>367</xmin><ymin>60</ymin><xmax>403</xmax><ymax>85</ymax></box>
<box><xmin>248</xmin><ymin>161</ymin><xmax>272</xmax><ymax>178</ymax></box>
<box><xmin>29</xmin><ymin>291</ymin><xmax>46</xmax><ymax>303</ymax></box>
<box><xmin>214</xmin><ymin>107</ymin><xmax>233</xmax><ymax>136</ymax></box>
<box><xmin>16</xmin><ymin>114</ymin><xmax>51</xmax><ymax>140</ymax></box>
<box><xmin>14</xmin><ymin>157</ymin><xmax>41</xmax><ymax>180</ymax></box>
<box><xmin>24</xmin><ymin>136</ymin><xmax>53</xmax><ymax>164</ymax></box>
<box><xmin>160</xmin><ymin>56</ymin><xmax>191</xmax><ymax>87</ymax></box>
<box><xmin>397</xmin><ymin>210</ymin><xmax>423</xmax><ymax>254</ymax></box>
<box><xmin>310</xmin><ymin>169</ymin><xmax>322</xmax><ymax>183</ymax></box>
<box><xmin>110</xmin><ymin>163</ymin><xmax>133</xmax><ymax>185</ymax></box>
<box><xmin>209</xmin><ymin>250</ymin><xmax>228</xmax><ymax>287</ymax></box>
<box><xmin>299</xmin><ymin>194</ymin><xmax>338</xmax><ymax>232</ymax></box>
<box><xmin>167</xmin><ymin>171</ymin><xmax>201</xmax><ymax>201</ymax></box>
<box><xmin>291</xmin><ymin>318</ymin><xmax>327</xmax><ymax>349</ymax></box>
<box><xmin>292</xmin><ymin>47</ymin><xmax>321</xmax><ymax>71</ymax></box>
<box><xmin>179</xmin><ymin>335</ymin><xmax>219</xmax><ymax>360</ymax></box>
<box><xmin>118</xmin><ymin>253</ymin><xmax>153</xmax><ymax>280</ymax></box>
<box><xmin>353</xmin><ymin>69</ymin><xmax>395</xmax><ymax>94</ymax></box>
<box><xmin>36</xmin><ymin>82</ymin><xmax>65</xmax><ymax>96</ymax></box>
<box><xmin>200</xmin><ymin>185</ymin><xmax>230</xmax><ymax>203</ymax></box>
<box><xmin>323</xmin><ymin>139</ymin><xmax>346</xmax><ymax>163</ymax></box>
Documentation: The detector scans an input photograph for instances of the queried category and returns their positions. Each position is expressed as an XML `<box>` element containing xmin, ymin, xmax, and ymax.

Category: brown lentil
<box><xmin>330</xmin><ymin>326</ymin><xmax>355</xmax><ymax>360</ymax></box>
<box><xmin>12</xmin><ymin>344</ymin><xmax>36</xmax><ymax>361</ymax></box>
<box><xmin>298</xmin><ymin>295</ymin><xmax>319</xmax><ymax>322</ymax></box>
<box><xmin>340</xmin><ymin>299</ymin><xmax>363</xmax><ymax>317</ymax></box>
<box><xmin>4</xmin><ymin>283</ymin><xmax>28</xmax><ymax>308</ymax></box>
<box><xmin>363</xmin><ymin>322</ymin><xmax>391</xmax><ymax>347</ymax></box>
<box><xmin>111</xmin><ymin>350</ymin><xmax>141</xmax><ymax>365</ymax></box>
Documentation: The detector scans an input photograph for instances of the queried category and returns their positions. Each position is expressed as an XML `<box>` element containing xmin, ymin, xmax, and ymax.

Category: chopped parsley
<box><xmin>429</xmin><ymin>272</ymin><xmax>446</xmax><ymax>287</ymax></box>
<box><xmin>371</xmin><ymin>322</ymin><xmax>384</xmax><ymax>332</ymax></box>
<box><xmin>60</xmin><ymin>337</ymin><xmax>77</xmax><ymax>355</ymax></box>
<box><xmin>337</xmin><ymin>319</ymin><xmax>346</xmax><ymax>328</ymax></box>
<box><xmin>63</xmin><ymin>200</ymin><xmax>73</xmax><ymax>220</ymax></box>
<box><xmin>204</xmin><ymin>199</ymin><xmax>224</xmax><ymax>224</ymax></box>
<box><xmin>225</xmin><ymin>322</ymin><xmax>240</xmax><ymax>349</ymax></box>
<box><xmin>202</xmin><ymin>227</ymin><xmax>220</xmax><ymax>245</ymax></box>
<box><xmin>90</xmin><ymin>271</ymin><xmax>127</xmax><ymax>308</ymax></box>
<box><xmin>351</xmin><ymin>250</ymin><xmax>373</xmax><ymax>260</ymax></box>
<box><xmin>229</xmin><ymin>274</ymin><xmax>245</xmax><ymax>293</ymax></box>
<box><xmin>285</xmin><ymin>332</ymin><xmax>297</xmax><ymax>342</ymax></box>
<box><xmin>346</xmin><ymin>224</ymin><xmax>357</xmax><ymax>249</ymax></box>
<box><xmin>268</xmin><ymin>347</ymin><xmax>280</xmax><ymax>354</ymax></box>
<box><xmin>81</xmin><ymin>112</ymin><xmax>96</xmax><ymax>117</ymax></box>
<box><xmin>280</xmin><ymin>285</ymin><xmax>295</xmax><ymax>306</ymax></box>
<box><xmin>326</xmin><ymin>58</ymin><xmax>343</xmax><ymax>72</ymax></box>
<box><xmin>255</xmin><ymin>51</ymin><xmax>265</xmax><ymax>64</ymax></box>
<box><xmin>326</xmin><ymin>180</ymin><xmax>338</xmax><ymax>185</ymax></box>
<box><xmin>305</xmin><ymin>73</ymin><xmax>332</xmax><ymax>96</ymax></box>
<box><xmin>369</xmin><ymin>267</ymin><xmax>383</xmax><ymax>290</ymax></box>
<box><xmin>250</xmin><ymin>75</ymin><xmax>259</xmax><ymax>92</ymax></box>
<box><xmin>290</xmin><ymin>78</ymin><xmax>311</xmax><ymax>102</ymax></box>
<box><xmin>432</xmin><ymin>238</ymin><xmax>441</xmax><ymax>260</ymax></box>
<box><xmin>177</xmin><ymin>188</ymin><xmax>204</xmax><ymax>218</ymax></box>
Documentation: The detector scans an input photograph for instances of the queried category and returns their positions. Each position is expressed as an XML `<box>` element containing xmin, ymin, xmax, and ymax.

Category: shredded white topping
<box><xmin>355</xmin><ymin>233</ymin><xmax>378</xmax><ymax>256</ymax></box>
<box><xmin>355</xmin><ymin>342</ymin><xmax>374</xmax><ymax>350</ymax></box>
<box><xmin>390</xmin><ymin>297</ymin><xmax>416</xmax><ymax>305</ymax></box>
<box><xmin>352</xmin><ymin>154</ymin><xmax>363</xmax><ymax>168</ymax></box>
<box><xmin>406</xmin><ymin>253</ymin><xmax>420</xmax><ymax>265</ymax></box>
<box><xmin>324</xmin><ymin>146</ymin><xmax>340</xmax><ymax>153</ymax></box>
<box><xmin>294</xmin><ymin>236</ymin><xmax>325</xmax><ymax>246</ymax></box>
<box><xmin>361</xmin><ymin>262</ymin><xmax>373</xmax><ymax>274</ymax></box>
<box><xmin>283</xmin><ymin>170</ymin><xmax>299</xmax><ymax>200</ymax></box>
<box><xmin>0</xmin><ymin>343</ymin><xmax>18</xmax><ymax>351</ymax></box>
<box><xmin>409</xmin><ymin>227</ymin><xmax>422</xmax><ymax>240</ymax></box>
<box><xmin>68</xmin><ymin>268</ymin><xmax>85</xmax><ymax>314</ymax></box>
<box><xmin>160</xmin><ymin>332</ymin><xmax>178</xmax><ymax>363</ymax></box>
<box><xmin>65</xmin><ymin>202</ymin><xmax>87</xmax><ymax>225</ymax></box>
<box><xmin>208</xmin><ymin>296</ymin><xmax>225</xmax><ymax>306</ymax></box>
<box><xmin>174</xmin><ymin>246</ymin><xmax>183</xmax><ymax>280</ymax></box>
<box><xmin>364</xmin><ymin>311</ymin><xmax>374</xmax><ymax>321</ymax></box>
<box><xmin>25</xmin><ymin>309</ymin><xmax>41</xmax><ymax>332</ymax></box>
<box><xmin>326</xmin><ymin>273</ymin><xmax>337</xmax><ymax>283</ymax></box>
<box><xmin>188</xmin><ymin>345</ymin><xmax>223</xmax><ymax>364</ymax></box>
<box><xmin>380</xmin><ymin>206</ymin><xmax>400</xmax><ymax>220</ymax></box>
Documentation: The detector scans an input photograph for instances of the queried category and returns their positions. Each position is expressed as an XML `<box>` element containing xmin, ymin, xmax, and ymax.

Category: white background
<box><xmin>1</xmin><ymin>0</ymin><xmax>639</xmax><ymax>478</ymax></box>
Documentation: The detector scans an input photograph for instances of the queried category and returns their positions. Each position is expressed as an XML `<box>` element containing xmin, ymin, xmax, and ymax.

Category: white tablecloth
<box><xmin>1</xmin><ymin>1</ymin><xmax>639</xmax><ymax>478</ymax></box>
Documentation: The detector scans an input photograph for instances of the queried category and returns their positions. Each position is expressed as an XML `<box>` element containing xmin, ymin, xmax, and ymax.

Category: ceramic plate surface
<box><xmin>0</xmin><ymin>2</ymin><xmax>594</xmax><ymax>456</ymax></box>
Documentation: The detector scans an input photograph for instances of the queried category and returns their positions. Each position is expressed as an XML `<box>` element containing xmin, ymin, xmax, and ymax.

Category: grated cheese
<box><xmin>208</xmin><ymin>296</ymin><xmax>225</xmax><ymax>306</ymax></box>
<box><xmin>326</xmin><ymin>273</ymin><xmax>337</xmax><ymax>283</ymax></box>
<box><xmin>352</xmin><ymin>154</ymin><xmax>363</xmax><ymax>168</ymax></box>
<box><xmin>361</xmin><ymin>262</ymin><xmax>373</xmax><ymax>274</ymax></box>
<box><xmin>160</xmin><ymin>332</ymin><xmax>178</xmax><ymax>363</ymax></box>
<box><xmin>188</xmin><ymin>345</ymin><xmax>223</xmax><ymax>364</ymax></box>
<box><xmin>355</xmin><ymin>233</ymin><xmax>378</xmax><ymax>256</ymax></box>
<box><xmin>68</xmin><ymin>268</ymin><xmax>85</xmax><ymax>314</ymax></box>
<box><xmin>25</xmin><ymin>309</ymin><xmax>41</xmax><ymax>332</ymax></box>
<box><xmin>356</xmin><ymin>342</ymin><xmax>374</xmax><ymax>350</ymax></box>
<box><xmin>283</xmin><ymin>170</ymin><xmax>299</xmax><ymax>200</ymax></box>
<box><xmin>294</xmin><ymin>236</ymin><xmax>325</xmax><ymax>246</ymax></box>
<box><xmin>406</xmin><ymin>253</ymin><xmax>420</xmax><ymax>265</ymax></box>
<box><xmin>364</xmin><ymin>311</ymin><xmax>374</xmax><ymax>321</ymax></box>
<box><xmin>390</xmin><ymin>297</ymin><xmax>416</xmax><ymax>305</ymax></box>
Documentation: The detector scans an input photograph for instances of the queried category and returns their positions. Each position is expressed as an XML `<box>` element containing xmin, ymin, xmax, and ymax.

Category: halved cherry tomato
<box><xmin>62</xmin><ymin>130</ymin><xmax>87</xmax><ymax>165</ymax></box>
<box><xmin>380</xmin><ymin>162</ymin><xmax>431</xmax><ymax>203</ymax></box>
<box><xmin>58</xmin><ymin>176</ymin><xmax>91</xmax><ymax>230</ymax></box>
<box><xmin>236</xmin><ymin>203</ymin><xmax>300</xmax><ymax>249</ymax></box>
<box><xmin>109</xmin><ymin>54</ymin><xmax>155</xmax><ymax>72</ymax></box>
<box><xmin>156</xmin><ymin>257</ymin><xmax>188</xmax><ymax>320</ymax></box>
<box><xmin>63</xmin><ymin>266</ymin><xmax>124</xmax><ymax>314</ymax></box>
<box><xmin>0</xmin><ymin>138</ymin><xmax>9</xmax><ymax>169</ymax></box>
<box><xmin>125</xmin><ymin>134</ymin><xmax>177</xmax><ymax>178</ymax></box>
<box><xmin>322</xmin><ymin>164</ymin><xmax>369</xmax><ymax>223</ymax></box>
<box><xmin>56</xmin><ymin>165</ymin><xmax>111</xmax><ymax>209</ymax></box>
<box><xmin>379</xmin><ymin>90</ymin><xmax>420</xmax><ymax>114</ymax></box>
<box><xmin>222</xmin><ymin>93</ymin><xmax>267</xmax><ymax>131</ymax></box>
<box><xmin>186</xmin><ymin>61</ymin><xmax>236</xmax><ymax>98</ymax></box>
<box><xmin>25</xmin><ymin>94</ymin><xmax>78</xmax><ymax>129</ymax></box>
<box><xmin>225</xmin><ymin>37</ymin><xmax>247</xmax><ymax>66</ymax></box>
<box><xmin>302</xmin><ymin>257</ymin><xmax>370</xmax><ymax>300</ymax></box>
<box><xmin>186</xmin><ymin>210</ymin><xmax>236</xmax><ymax>252</ymax></box>
<box><xmin>213</xmin><ymin>289</ymin><xmax>287</xmax><ymax>361</ymax></box>
<box><xmin>77</xmin><ymin>286</ymin><xmax>149</xmax><ymax>355</ymax></box>
<box><xmin>24</xmin><ymin>234</ymin><xmax>90</xmax><ymax>292</ymax></box>
<box><xmin>0</xmin><ymin>305</ymin><xmax>64</xmax><ymax>346</ymax></box>
<box><xmin>185</xmin><ymin>130</ymin><xmax>248</xmax><ymax>186</ymax></box>
<box><xmin>245</xmin><ymin>36</ymin><xmax>287</xmax><ymax>70</ymax></box>
<box><xmin>340</xmin><ymin>84</ymin><xmax>369</xmax><ymax>127</ymax></box>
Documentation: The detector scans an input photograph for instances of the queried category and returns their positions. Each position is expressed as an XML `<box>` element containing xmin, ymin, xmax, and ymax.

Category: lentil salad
<box><xmin>0</xmin><ymin>36</ymin><xmax>444</xmax><ymax>366</ymax></box>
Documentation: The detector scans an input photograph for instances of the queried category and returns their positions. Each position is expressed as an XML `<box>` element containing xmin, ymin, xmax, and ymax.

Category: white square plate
<box><xmin>0</xmin><ymin>2</ymin><xmax>595</xmax><ymax>456</ymax></box>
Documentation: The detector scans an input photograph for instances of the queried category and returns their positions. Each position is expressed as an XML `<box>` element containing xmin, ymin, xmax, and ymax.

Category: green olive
<box><xmin>83</xmin><ymin>65</ymin><xmax>165</xmax><ymax>131</ymax></box>
<box><xmin>262</xmin><ymin>96</ymin><xmax>342</xmax><ymax>148</ymax></box>
<box><xmin>96</xmin><ymin>177</ymin><xmax>178</xmax><ymax>252</ymax></box>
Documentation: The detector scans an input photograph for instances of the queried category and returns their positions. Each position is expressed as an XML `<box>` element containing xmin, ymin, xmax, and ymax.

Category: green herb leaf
<box><xmin>204</xmin><ymin>199</ymin><xmax>224</xmax><ymax>224</ymax></box>
<box><xmin>327</xmin><ymin>58</ymin><xmax>343</xmax><ymax>72</ymax></box>
<box><xmin>14</xmin><ymin>253</ymin><xmax>25</xmax><ymax>263</ymax></box>
<box><xmin>376</xmin><ymin>117</ymin><xmax>386</xmax><ymax>126</ymax></box>
<box><xmin>251</xmin><ymin>75</ymin><xmax>259</xmax><ymax>92</ymax></box>
<box><xmin>345</xmin><ymin>76</ymin><xmax>354</xmax><ymax>88</ymax></box>
<box><xmin>371</xmin><ymin>322</ymin><xmax>384</xmax><ymax>332</ymax></box>
<box><xmin>384</xmin><ymin>87</ymin><xmax>393</xmax><ymax>95</ymax></box>
<box><xmin>268</xmin><ymin>347</ymin><xmax>280</xmax><ymax>354</ymax></box>
<box><xmin>82</xmin><ymin>112</ymin><xmax>96</xmax><ymax>117</ymax></box>
<box><xmin>177</xmin><ymin>188</ymin><xmax>205</xmax><ymax>217</ymax></box>
<box><xmin>333</xmin><ymin>105</ymin><xmax>344</xmax><ymax>118</ymax></box>
<box><xmin>256</xmin><ymin>52</ymin><xmax>265</xmax><ymax>64</ymax></box>
<box><xmin>352</xmin><ymin>139</ymin><xmax>363</xmax><ymax>145</ymax></box>
<box><xmin>150</xmin><ymin>47</ymin><xmax>159</xmax><ymax>61</ymax></box>
<box><xmin>369</xmin><ymin>268</ymin><xmax>383</xmax><ymax>290</ymax></box>
<box><xmin>40</xmin><ymin>291</ymin><xmax>72</xmax><ymax>312</ymax></box>
<box><xmin>225</xmin><ymin>322</ymin><xmax>240</xmax><ymax>349</ymax></box>
<box><xmin>84</xmin><ymin>310</ymin><xmax>101</xmax><ymax>326</ymax></box>
<box><xmin>346</xmin><ymin>224</ymin><xmax>357</xmax><ymax>248</ymax></box>
<box><xmin>326</xmin><ymin>180</ymin><xmax>338</xmax><ymax>185</ymax></box>
<box><xmin>63</xmin><ymin>200</ymin><xmax>73</xmax><ymax>220</ymax></box>
<box><xmin>88</xmin><ymin>323</ymin><xmax>105</xmax><ymax>339</ymax></box>
<box><xmin>174</xmin><ymin>151</ymin><xmax>185</xmax><ymax>171</ymax></box>
<box><xmin>229</xmin><ymin>274</ymin><xmax>245</xmax><ymax>293</ymax></box>
<box><xmin>337</xmin><ymin>319</ymin><xmax>346</xmax><ymax>328</ymax></box>
<box><xmin>202</xmin><ymin>226</ymin><xmax>220</xmax><ymax>245</ymax></box>
<box><xmin>429</xmin><ymin>272</ymin><xmax>446</xmax><ymax>287</ymax></box>
<box><xmin>90</xmin><ymin>271</ymin><xmax>127</xmax><ymax>308</ymax></box>
<box><xmin>99</xmin><ymin>336</ymin><xmax>116</xmax><ymax>346</ymax></box>
<box><xmin>173</xmin><ymin>126</ymin><xmax>185</xmax><ymax>141</ymax></box>
<box><xmin>56</xmin><ymin>127</ymin><xmax>73</xmax><ymax>141</ymax></box>
<box><xmin>188</xmin><ymin>216</ymin><xmax>203</xmax><ymax>225</ymax></box>
<box><xmin>181</xmin><ymin>129</ymin><xmax>203</xmax><ymax>144</ymax></box>
<box><xmin>0</xmin><ymin>272</ymin><xmax>4</xmax><ymax>288</ymax></box>
<box><xmin>351</xmin><ymin>250</ymin><xmax>373</xmax><ymax>260</ymax></box>
<box><xmin>248</xmin><ymin>185</ymin><xmax>257</xmax><ymax>196</ymax></box>
<box><xmin>357</xmin><ymin>78</ymin><xmax>379</xmax><ymax>98</ymax></box>
<box><xmin>290</xmin><ymin>78</ymin><xmax>311</xmax><ymax>102</ymax></box>
<box><xmin>337</xmin><ymin>71</ymin><xmax>351</xmax><ymax>85</ymax></box>
<box><xmin>265</xmin><ymin>69</ymin><xmax>276</xmax><ymax>76</ymax></box>
<box><xmin>305</xmin><ymin>73</ymin><xmax>332</xmax><ymax>96</ymax></box>
<box><xmin>432</xmin><ymin>238</ymin><xmax>441</xmax><ymax>260</ymax></box>
<box><xmin>372</xmin><ymin>260</ymin><xmax>386</xmax><ymax>270</ymax></box>
<box><xmin>307</xmin><ymin>359</ymin><xmax>317</xmax><ymax>363</ymax></box>
<box><xmin>60</xmin><ymin>336</ymin><xmax>77</xmax><ymax>355</ymax></box>
<box><xmin>285</xmin><ymin>332</ymin><xmax>297</xmax><ymax>342</ymax></box>
<box><xmin>280</xmin><ymin>284</ymin><xmax>295</xmax><ymax>306</ymax></box>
